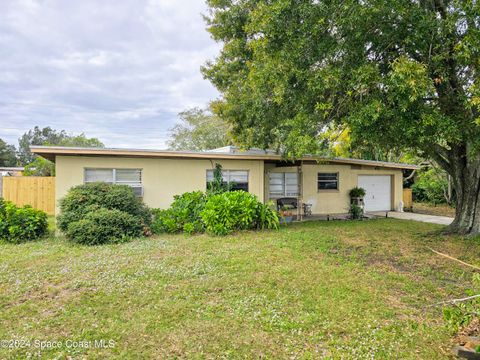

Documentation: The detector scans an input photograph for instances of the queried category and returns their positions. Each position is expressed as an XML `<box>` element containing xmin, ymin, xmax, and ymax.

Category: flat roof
<box><xmin>31</xmin><ymin>146</ymin><xmax>420</xmax><ymax>170</ymax></box>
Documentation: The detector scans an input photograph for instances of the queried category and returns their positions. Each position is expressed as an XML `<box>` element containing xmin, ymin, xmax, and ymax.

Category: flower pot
<box><xmin>350</xmin><ymin>197</ymin><xmax>364</xmax><ymax>206</ymax></box>
<box><xmin>280</xmin><ymin>216</ymin><xmax>293</xmax><ymax>224</ymax></box>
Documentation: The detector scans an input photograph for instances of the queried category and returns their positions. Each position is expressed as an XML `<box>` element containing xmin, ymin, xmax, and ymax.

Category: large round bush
<box><xmin>57</xmin><ymin>182</ymin><xmax>151</xmax><ymax>232</ymax></box>
<box><xmin>66</xmin><ymin>208</ymin><xmax>143</xmax><ymax>245</ymax></box>
<box><xmin>0</xmin><ymin>198</ymin><xmax>48</xmax><ymax>243</ymax></box>
<box><xmin>200</xmin><ymin>191</ymin><xmax>279</xmax><ymax>235</ymax></box>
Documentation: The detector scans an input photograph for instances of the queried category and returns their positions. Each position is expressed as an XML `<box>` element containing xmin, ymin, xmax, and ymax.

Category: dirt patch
<box><xmin>456</xmin><ymin>318</ymin><xmax>480</xmax><ymax>342</ymax></box>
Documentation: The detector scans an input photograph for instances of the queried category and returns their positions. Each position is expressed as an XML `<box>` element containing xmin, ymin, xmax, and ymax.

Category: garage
<box><xmin>358</xmin><ymin>175</ymin><xmax>392</xmax><ymax>212</ymax></box>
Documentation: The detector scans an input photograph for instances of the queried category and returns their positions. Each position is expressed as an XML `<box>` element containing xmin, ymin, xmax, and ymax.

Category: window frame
<box><xmin>84</xmin><ymin>168</ymin><xmax>142</xmax><ymax>187</ymax></box>
<box><xmin>206</xmin><ymin>169</ymin><xmax>249</xmax><ymax>192</ymax></box>
<box><xmin>317</xmin><ymin>172</ymin><xmax>339</xmax><ymax>191</ymax></box>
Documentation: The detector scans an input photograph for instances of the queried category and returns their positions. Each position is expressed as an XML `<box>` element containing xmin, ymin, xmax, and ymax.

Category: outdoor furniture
<box><xmin>302</xmin><ymin>203</ymin><xmax>312</xmax><ymax>217</ymax></box>
<box><xmin>276</xmin><ymin>197</ymin><xmax>298</xmax><ymax>211</ymax></box>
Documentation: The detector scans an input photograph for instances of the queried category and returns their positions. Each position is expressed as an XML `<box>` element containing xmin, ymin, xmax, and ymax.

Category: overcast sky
<box><xmin>0</xmin><ymin>0</ymin><xmax>221</xmax><ymax>149</ymax></box>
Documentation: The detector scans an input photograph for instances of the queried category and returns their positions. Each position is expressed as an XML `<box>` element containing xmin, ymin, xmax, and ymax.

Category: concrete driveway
<box><xmin>370</xmin><ymin>211</ymin><xmax>454</xmax><ymax>225</ymax></box>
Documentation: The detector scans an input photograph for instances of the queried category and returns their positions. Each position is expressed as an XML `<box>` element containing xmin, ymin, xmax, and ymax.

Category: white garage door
<box><xmin>358</xmin><ymin>175</ymin><xmax>392</xmax><ymax>212</ymax></box>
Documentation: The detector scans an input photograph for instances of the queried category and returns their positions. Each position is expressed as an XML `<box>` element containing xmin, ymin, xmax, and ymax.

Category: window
<box><xmin>84</xmin><ymin>168</ymin><xmax>143</xmax><ymax>195</ymax></box>
<box><xmin>206</xmin><ymin>169</ymin><xmax>249</xmax><ymax>191</ymax></box>
<box><xmin>318</xmin><ymin>172</ymin><xmax>339</xmax><ymax>190</ymax></box>
<box><xmin>269</xmin><ymin>172</ymin><xmax>299</xmax><ymax>198</ymax></box>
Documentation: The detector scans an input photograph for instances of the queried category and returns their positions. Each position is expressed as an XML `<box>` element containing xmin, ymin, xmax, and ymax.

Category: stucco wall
<box><xmin>300</xmin><ymin>163</ymin><xmax>403</xmax><ymax>214</ymax></box>
<box><xmin>55</xmin><ymin>156</ymin><xmax>404</xmax><ymax>217</ymax></box>
<box><xmin>55</xmin><ymin>156</ymin><xmax>265</xmax><ymax>215</ymax></box>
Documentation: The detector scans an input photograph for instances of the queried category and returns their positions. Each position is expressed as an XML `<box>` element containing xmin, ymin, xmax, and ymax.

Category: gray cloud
<box><xmin>0</xmin><ymin>0</ymin><xmax>220</xmax><ymax>148</ymax></box>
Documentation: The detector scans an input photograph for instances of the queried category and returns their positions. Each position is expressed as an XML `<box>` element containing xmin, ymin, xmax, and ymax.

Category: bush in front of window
<box><xmin>151</xmin><ymin>191</ymin><xmax>207</xmax><ymax>235</ymax></box>
<box><xmin>66</xmin><ymin>208</ymin><xmax>143</xmax><ymax>245</ymax></box>
<box><xmin>200</xmin><ymin>191</ymin><xmax>279</xmax><ymax>236</ymax></box>
<box><xmin>0</xmin><ymin>197</ymin><xmax>48</xmax><ymax>243</ymax></box>
<box><xmin>151</xmin><ymin>190</ymin><xmax>279</xmax><ymax>236</ymax></box>
<box><xmin>57</xmin><ymin>182</ymin><xmax>152</xmax><ymax>233</ymax></box>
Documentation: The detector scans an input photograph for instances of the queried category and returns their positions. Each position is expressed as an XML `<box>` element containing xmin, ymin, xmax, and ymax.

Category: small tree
<box><xmin>23</xmin><ymin>157</ymin><xmax>55</xmax><ymax>176</ymax></box>
<box><xmin>207</xmin><ymin>163</ymin><xmax>233</xmax><ymax>194</ymax></box>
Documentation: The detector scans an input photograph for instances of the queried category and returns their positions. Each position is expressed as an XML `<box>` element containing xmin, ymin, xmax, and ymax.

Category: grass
<box><xmin>413</xmin><ymin>202</ymin><xmax>456</xmax><ymax>217</ymax></box>
<box><xmin>0</xmin><ymin>219</ymin><xmax>479</xmax><ymax>359</ymax></box>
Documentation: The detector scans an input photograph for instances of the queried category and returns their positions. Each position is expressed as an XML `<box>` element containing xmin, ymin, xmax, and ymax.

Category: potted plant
<box><xmin>349</xmin><ymin>187</ymin><xmax>366</xmax><ymax>205</ymax></box>
<box><xmin>279</xmin><ymin>204</ymin><xmax>295</xmax><ymax>224</ymax></box>
<box><xmin>349</xmin><ymin>204</ymin><xmax>363</xmax><ymax>220</ymax></box>
<box><xmin>349</xmin><ymin>187</ymin><xmax>366</xmax><ymax>219</ymax></box>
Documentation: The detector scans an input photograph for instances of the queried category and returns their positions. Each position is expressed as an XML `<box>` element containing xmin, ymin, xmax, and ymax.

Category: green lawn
<box><xmin>0</xmin><ymin>219</ymin><xmax>478</xmax><ymax>359</ymax></box>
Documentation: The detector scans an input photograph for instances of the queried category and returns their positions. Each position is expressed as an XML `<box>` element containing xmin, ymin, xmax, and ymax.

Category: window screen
<box><xmin>115</xmin><ymin>169</ymin><xmax>142</xmax><ymax>185</ymax></box>
<box><xmin>84</xmin><ymin>168</ymin><xmax>141</xmax><ymax>186</ymax></box>
<box><xmin>85</xmin><ymin>168</ymin><xmax>114</xmax><ymax>183</ymax></box>
<box><xmin>206</xmin><ymin>169</ymin><xmax>249</xmax><ymax>191</ymax></box>
<box><xmin>318</xmin><ymin>173</ymin><xmax>339</xmax><ymax>190</ymax></box>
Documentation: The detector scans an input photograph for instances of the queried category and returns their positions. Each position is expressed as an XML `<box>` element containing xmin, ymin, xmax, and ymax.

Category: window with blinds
<box><xmin>206</xmin><ymin>169</ymin><xmax>249</xmax><ymax>191</ymax></box>
<box><xmin>269</xmin><ymin>172</ymin><xmax>299</xmax><ymax>198</ymax></box>
<box><xmin>317</xmin><ymin>172</ymin><xmax>339</xmax><ymax>190</ymax></box>
<box><xmin>84</xmin><ymin>168</ymin><xmax>142</xmax><ymax>187</ymax></box>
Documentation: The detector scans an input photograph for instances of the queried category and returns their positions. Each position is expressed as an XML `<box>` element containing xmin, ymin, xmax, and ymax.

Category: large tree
<box><xmin>203</xmin><ymin>0</ymin><xmax>480</xmax><ymax>235</ymax></box>
<box><xmin>0</xmin><ymin>139</ymin><xmax>17</xmax><ymax>167</ymax></box>
<box><xmin>18</xmin><ymin>126</ymin><xmax>104</xmax><ymax>165</ymax></box>
<box><xmin>167</xmin><ymin>107</ymin><xmax>232</xmax><ymax>151</ymax></box>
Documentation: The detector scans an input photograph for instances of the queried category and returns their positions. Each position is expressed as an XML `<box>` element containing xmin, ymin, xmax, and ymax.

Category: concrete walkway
<box><xmin>370</xmin><ymin>211</ymin><xmax>454</xmax><ymax>225</ymax></box>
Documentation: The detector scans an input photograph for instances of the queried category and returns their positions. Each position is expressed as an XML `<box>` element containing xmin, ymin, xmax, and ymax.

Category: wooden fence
<box><xmin>2</xmin><ymin>177</ymin><xmax>55</xmax><ymax>215</ymax></box>
<box><xmin>403</xmin><ymin>188</ymin><xmax>413</xmax><ymax>211</ymax></box>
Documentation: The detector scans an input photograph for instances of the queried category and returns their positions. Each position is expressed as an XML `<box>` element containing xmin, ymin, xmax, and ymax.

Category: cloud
<box><xmin>0</xmin><ymin>0</ymin><xmax>220</xmax><ymax>148</ymax></box>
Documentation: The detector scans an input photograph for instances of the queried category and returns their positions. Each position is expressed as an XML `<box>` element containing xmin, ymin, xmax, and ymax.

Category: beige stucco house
<box><xmin>32</xmin><ymin>146</ymin><xmax>418</xmax><ymax>217</ymax></box>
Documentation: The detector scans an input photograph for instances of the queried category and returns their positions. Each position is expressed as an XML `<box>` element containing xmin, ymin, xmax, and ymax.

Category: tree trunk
<box><xmin>444</xmin><ymin>150</ymin><xmax>480</xmax><ymax>236</ymax></box>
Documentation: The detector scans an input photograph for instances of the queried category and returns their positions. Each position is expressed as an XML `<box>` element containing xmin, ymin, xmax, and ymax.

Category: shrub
<box><xmin>256</xmin><ymin>201</ymin><xmax>280</xmax><ymax>230</ymax></box>
<box><xmin>349</xmin><ymin>204</ymin><xmax>363</xmax><ymax>220</ymax></box>
<box><xmin>151</xmin><ymin>191</ymin><xmax>207</xmax><ymax>234</ymax></box>
<box><xmin>412</xmin><ymin>168</ymin><xmax>448</xmax><ymax>204</ymax></box>
<box><xmin>0</xmin><ymin>197</ymin><xmax>6</xmax><ymax>216</ymax></box>
<box><xmin>151</xmin><ymin>208</ymin><xmax>176</xmax><ymax>233</ymax></box>
<box><xmin>57</xmin><ymin>182</ymin><xmax>151</xmax><ymax>233</ymax></box>
<box><xmin>349</xmin><ymin>187</ymin><xmax>366</xmax><ymax>198</ymax></box>
<box><xmin>201</xmin><ymin>191</ymin><xmax>279</xmax><ymax>235</ymax></box>
<box><xmin>0</xmin><ymin>198</ymin><xmax>48</xmax><ymax>243</ymax></box>
<box><xmin>152</xmin><ymin>190</ymin><xmax>279</xmax><ymax>236</ymax></box>
<box><xmin>66</xmin><ymin>208</ymin><xmax>143</xmax><ymax>245</ymax></box>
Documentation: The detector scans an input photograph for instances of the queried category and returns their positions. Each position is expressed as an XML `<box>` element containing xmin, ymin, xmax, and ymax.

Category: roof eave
<box><xmin>30</xmin><ymin>146</ymin><xmax>420</xmax><ymax>170</ymax></box>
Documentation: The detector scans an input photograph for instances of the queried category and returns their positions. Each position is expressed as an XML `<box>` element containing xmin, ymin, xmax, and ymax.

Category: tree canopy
<box><xmin>203</xmin><ymin>0</ymin><xmax>480</xmax><ymax>235</ymax></box>
<box><xmin>18</xmin><ymin>126</ymin><xmax>104</xmax><ymax>165</ymax></box>
<box><xmin>167</xmin><ymin>107</ymin><xmax>232</xmax><ymax>151</ymax></box>
<box><xmin>0</xmin><ymin>139</ymin><xmax>17</xmax><ymax>167</ymax></box>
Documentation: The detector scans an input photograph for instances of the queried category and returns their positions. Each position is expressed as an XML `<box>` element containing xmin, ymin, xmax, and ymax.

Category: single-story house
<box><xmin>31</xmin><ymin>145</ymin><xmax>418</xmax><ymax>217</ymax></box>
